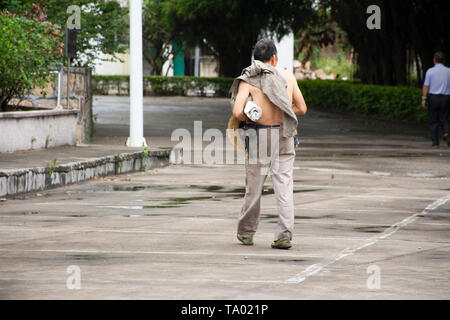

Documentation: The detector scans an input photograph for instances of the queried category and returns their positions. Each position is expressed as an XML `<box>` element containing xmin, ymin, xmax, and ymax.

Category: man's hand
<box><xmin>421</xmin><ymin>98</ymin><xmax>426</xmax><ymax>109</ymax></box>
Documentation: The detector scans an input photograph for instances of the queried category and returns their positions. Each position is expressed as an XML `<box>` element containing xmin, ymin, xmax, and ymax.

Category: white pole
<box><xmin>127</xmin><ymin>0</ymin><xmax>147</xmax><ymax>147</ymax></box>
<box><xmin>194</xmin><ymin>46</ymin><xmax>200</xmax><ymax>77</ymax></box>
<box><xmin>275</xmin><ymin>32</ymin><xmax>294</xmax><ymax>72</ymax></box>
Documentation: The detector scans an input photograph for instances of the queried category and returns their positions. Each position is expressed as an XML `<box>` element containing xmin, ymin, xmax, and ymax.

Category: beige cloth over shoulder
<box><xmin>229</xmin><ymin>60</ymin><xmax>298</xmax><ymax>137</ymax></box>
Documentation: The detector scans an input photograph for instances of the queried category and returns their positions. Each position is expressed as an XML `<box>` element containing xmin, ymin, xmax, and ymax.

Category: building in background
<box><xmin>92</xmin><ymin>11</ymin><xmax>294</xmax><ymax>78</ymax></box>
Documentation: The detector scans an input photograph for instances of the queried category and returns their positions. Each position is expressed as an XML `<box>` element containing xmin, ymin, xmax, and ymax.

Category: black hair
<box><xmin>434</xmin><ymin>51</ymin><xmax>445</xmax><ymax>63</ymax></box>
<box><xmin>253</xmin><ymin>39</ymin><xmax>278</xmax><ymax>62</ymax></box>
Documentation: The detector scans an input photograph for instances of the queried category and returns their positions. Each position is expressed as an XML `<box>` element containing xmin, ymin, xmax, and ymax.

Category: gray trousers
<box><xmin>237</xmin><ymin>127</ymin><xmax>296</xmax><ymax>241</ymax></box>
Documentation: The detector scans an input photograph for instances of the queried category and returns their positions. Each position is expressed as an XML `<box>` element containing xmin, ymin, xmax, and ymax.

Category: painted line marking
<box><xmin>218</xmin><ymin>194</ymin><xmax>450</xmax><ymax>284</ymax></box>
<box><xmin>286</xmin><ymin>193</ymin><xmax>450</xmax><ymax>284</ymax></box>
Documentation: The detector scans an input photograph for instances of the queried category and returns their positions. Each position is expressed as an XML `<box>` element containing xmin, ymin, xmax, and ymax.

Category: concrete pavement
<box><xmin>0</xmin><ymin>96</ymin><xmax>449</xmax><ymax>299</ymax></box>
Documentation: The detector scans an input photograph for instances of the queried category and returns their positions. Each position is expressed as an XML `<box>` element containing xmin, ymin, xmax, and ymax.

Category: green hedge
<box><xmin>92</xmin><ymin>75</ymin><xmax>427</xmax><ymax>123</ymax></box>
<box><xmin>92</xmin><ymin>75</ymin><xmax>130</xmax><ymax>96</ymax></box>
<box><xmin>298</xmin><ymin>80</ymin><xmax>427</xmax><ymax>123</ymax></box>
<box><xmin>92</xmin><ymin>75</ymin><xmax>234</xmax><ymax>97</ymax></box>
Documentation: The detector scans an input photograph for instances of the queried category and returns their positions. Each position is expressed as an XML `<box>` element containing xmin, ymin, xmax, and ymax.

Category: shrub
<box><xmin>298</xmin><ymin>80</ymin><xmax>427</xmax><ymax>123</ymax></box>
<box><xmin>92</xmin><ymin>75</ymin><xmax>427</xmax><ymax>124</ymax></box>
<box><xmin>92</xmin><ymin>75</ymin><xmax>130</xmax><ymax>96</ymax></box>
<box><xmin>92</xmin><ymin>75</ymin><xmax>234</xmax><ymax>97</ymax></box>
<box><xmin>0</xmin><ymin>11</ymin><xmax>62</xmax><ymax>111</ymax></box>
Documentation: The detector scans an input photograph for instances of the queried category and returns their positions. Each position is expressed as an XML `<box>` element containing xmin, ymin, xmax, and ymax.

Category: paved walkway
<box><xmin>0</xmin><ymin>96</ymin><xmax>449</xmax><ymax>299</ymax></box>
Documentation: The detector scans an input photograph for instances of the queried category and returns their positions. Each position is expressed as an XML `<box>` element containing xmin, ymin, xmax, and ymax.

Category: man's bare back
<box><xmin>248</xmin><ymin>84</ymin><xmax>284</xmax><ymax>125</ymax></box>
<box><xmin>233</xmin><ymin>68</ymin><xmax>307</xmax><ymax>124</ymax></box>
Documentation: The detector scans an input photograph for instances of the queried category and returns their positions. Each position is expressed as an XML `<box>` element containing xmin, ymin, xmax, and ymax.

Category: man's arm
<box><xmin>291</xmin><ymin>74</ymin><xmax>307</xmax><ymax>115</ymax></box>
<box><xmin>232</xmin><ymin>81</ymin><xmax>250</xmax><ymax>121</ymax></box>
<box><xmin>422</xmin><ymin>69</ymin><xmax>431</xmax><ymax>109</ymax></box>
<box><xmin>422</xmin><ymin>85</ymin><xmax>429</xmax><ymax>109</ymax></box>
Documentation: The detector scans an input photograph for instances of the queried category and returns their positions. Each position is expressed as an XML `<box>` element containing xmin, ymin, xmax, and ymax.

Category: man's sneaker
<box><xmin>237</xmin><ymin>234</ymin><xmax>254</xmax><ymax>246</ymax></box>
<box><xmin>271</xmin><ymin>238</ymin><xmax>292</xmax><ymax>250</ymax></box>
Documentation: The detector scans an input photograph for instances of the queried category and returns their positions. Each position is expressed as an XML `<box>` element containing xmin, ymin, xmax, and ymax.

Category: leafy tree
<box><xmin>159</xmin><ymin>0</ymin><xmax>315</xmax><ymax>77</ymax></box>
<box><xmin>0</xmin><ymin>0</ymin><xmax>128</xmax><ymax>66</ymax></box>
<box><xmin>327</xmin><ymin>0</ymin><xmax>450</xmax><ymax>86</ymax></box>
<box><xmin>0</xmin><ymin>9</ymin><xmax>62</xmax><ymax>110</ymax></box>
<box><xmin>0</xmin><ymin>0</ymin><xmax>23</xmax><ymax>13</ymax></box>
<box><xmin>142</xmin><ymin>0</ymin><xmax>179</xmax><ymax>75</ymax></box>
<box><xmin>294</xmin><ymin>2</ymin><xmax>348</xmax><ymax>66</ymax></box>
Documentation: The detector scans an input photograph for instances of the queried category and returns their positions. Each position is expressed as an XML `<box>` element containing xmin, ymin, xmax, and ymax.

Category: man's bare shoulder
<box><xmin>278</xmin><ymin>68</ymin><xmax>296</xmax><ymax>85</ymax></box>
<box><xmin>238</xmin><ymin>80</ymin><xmax>251</xmax><ymax>88</ymax></box>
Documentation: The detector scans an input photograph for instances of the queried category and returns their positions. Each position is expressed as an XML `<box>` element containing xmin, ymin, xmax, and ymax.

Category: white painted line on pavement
<box><xmin>220</xmin><ymin>194</ymin><xmax>450</xmax><ymax>285</ymax></box>
<box><xmin>285</xmin><ymin>193</ymin><xmax>450</xmax><ymax>284</ymax></box>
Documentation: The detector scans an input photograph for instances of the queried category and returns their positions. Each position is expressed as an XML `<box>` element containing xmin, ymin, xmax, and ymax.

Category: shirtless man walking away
<box><xmin>230</xmin><ymin>39</ymin><xmax>307</xmax><ymax>249</ymax></box>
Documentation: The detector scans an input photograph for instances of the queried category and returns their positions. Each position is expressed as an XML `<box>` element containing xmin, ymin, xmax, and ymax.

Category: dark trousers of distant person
<box><xmin>428</xmin><ymin>94</ymin><xmax>449</xmax><ymax>146</ymax></box>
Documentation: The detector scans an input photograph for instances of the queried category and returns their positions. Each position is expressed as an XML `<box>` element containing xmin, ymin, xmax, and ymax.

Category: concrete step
<box><xmin>0</xmin><ymin>149</ymin><xmax>171</xmax><ymax>197</ymax></box>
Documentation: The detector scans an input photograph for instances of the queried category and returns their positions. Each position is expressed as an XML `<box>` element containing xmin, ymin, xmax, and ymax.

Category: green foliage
<box><xmin>298</xmin><ymin>80</ymin><xmax>428</xmax><ymax>123</ymax></box>
<box><xmin>0</xmin><ymin>0</ymin><xmax>128</xmax><ymax>67</ymax></box>
<box><xmin>46</xmin><ymin>158</ymin><xmax>58</xmax><ymax>175</ymax></box>
<box><xmin>143</xmin><ymin>0</ymin><xmax>178</xmax><ymax>75</ymax></box>
<box><xmin>45</xmin><ymin>135</ymin><xmax>52</xmax><ymax>148</ymax></box>
<box><xmin>160</xmin><ymin>0</ymin><xmax>315</xmax><ymax>77</ymax></box>
<box><xmin>0</xmin><ymin>11</ymin><xmax>62</xmax><ymax>110</ymax></box>
<box><xmin>92</xmin><ymin>75</ymin><xmax>129</xmax><ymax>96</ymax></box>
<box><xmin>145</xmin><ymin>76</ymin><xmax>233</xmax><ymax>96</ymax></box>
<box><xmin>0</xmin><ymin>0</ymin><xmax>24</xmax><ymax>13</ymax></box>
<box><xmin>92</xmin><ymin>75</ymin><xmax>234</xmax><ymax>97</ymax></box>
<box><xmin>294</xmin><ymin>1</ymin><xmax>349</xmax><ymax>65</ymax></box>
<box><xmin>93</xmin><ymin>74</ymin><xmax>425</xmax><ymax>123</ymax></box>
<box><xmin>313</xmin><ymin>55</ymin><xmax>354</xmax><ymax>80</ymax></box>
<box><xmin>328</xmin><ymin>0</ymin><xmax>450</xmax><ymax>86</ymax></box>
<box><xmin>141</xmin><ymin>146</ymin><xmax>148</xmax><ymax>171</ymax></box>
<box><xmin>114</xmin><ymin>153</ymin><xmax>122</xmax><ymax>175</ymax></box>
<box><xmin>301</xmin><ymin>45</ymin><xmax>355</xmax><ymax>80</ymax></box>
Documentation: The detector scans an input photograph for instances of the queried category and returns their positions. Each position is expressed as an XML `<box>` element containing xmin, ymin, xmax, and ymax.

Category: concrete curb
<box><xmin>0</xmin><ymin>149</ymin><xmax>172</xmax><ymax>197</ymax></box>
